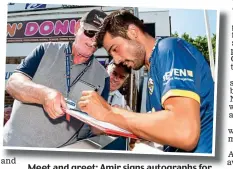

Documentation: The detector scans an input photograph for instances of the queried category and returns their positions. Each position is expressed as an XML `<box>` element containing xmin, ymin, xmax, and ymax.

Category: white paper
<box><xmin>66</xmin><ymin>108</ymin><xmax>133</xmax><ymax>135</ymax></box>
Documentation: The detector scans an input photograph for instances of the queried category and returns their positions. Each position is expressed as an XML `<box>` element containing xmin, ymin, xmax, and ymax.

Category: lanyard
<box><xmin>109</xmin><ymin>94</ymin><xmax>115</xmax><ymax>105</ymax></box>
<box><xmin>64</xmin><ymin>44</ymin><xmax>93</xmax><ymax>98</ymax></box>
<box><xmin>64</xmin><ymin>43</ymin><xmax>93</xmax><ymax>121</ymax></box>
<box><xmin>65</xmin><ymin>44</ymin><xmax>72</xmax><ymax>97</ymax></box>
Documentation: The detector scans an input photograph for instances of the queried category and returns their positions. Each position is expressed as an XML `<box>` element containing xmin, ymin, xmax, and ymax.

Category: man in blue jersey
<box><xmin>78</xmin><ymin>10</ymin><xmax>214</xmax><ymax>153</ymax></box>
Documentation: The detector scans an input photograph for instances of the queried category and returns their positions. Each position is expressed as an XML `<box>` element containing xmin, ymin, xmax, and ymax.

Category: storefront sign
<box><xmin>7</xmin><ymin>18</ymin><xmax>79</xmax><ymax>43</ymax></box>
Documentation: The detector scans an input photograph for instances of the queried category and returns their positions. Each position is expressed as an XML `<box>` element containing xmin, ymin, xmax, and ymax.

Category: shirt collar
<box><xmin>149</xmin><ymin>37</ymin><xmax>161</xmax><ymax>64</ymax></box>
<box><xmin>109</xmin><ymin>90</ymin><xmax>122</xmax><ymax>98</ymax></box>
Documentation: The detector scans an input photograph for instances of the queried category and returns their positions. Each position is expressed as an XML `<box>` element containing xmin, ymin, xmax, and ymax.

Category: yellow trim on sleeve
<box><xmin>161</xmin><ymin>89</ymin><xmax>200</xmax><ymax>106</ymax></box>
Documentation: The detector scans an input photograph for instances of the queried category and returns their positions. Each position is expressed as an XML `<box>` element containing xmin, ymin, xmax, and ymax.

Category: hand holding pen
<box><xmin>65</xmin><ymin>85</ymin><xmax>101</xmax><ymax>121</ymax></box>
<box><xmin>78</xmin><ymin>86</ymin><xmax>112</xmax><ymax>122</ymax></box>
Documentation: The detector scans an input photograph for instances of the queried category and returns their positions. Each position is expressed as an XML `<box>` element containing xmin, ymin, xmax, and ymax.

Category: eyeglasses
<box><xmin>83</xmin><ymin>29</ymin><xmax>97</xmax><ymax>38</ymax></box>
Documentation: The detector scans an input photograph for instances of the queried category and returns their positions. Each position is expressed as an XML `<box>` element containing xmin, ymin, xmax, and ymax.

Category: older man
<box><xmin>4</xmin><ymin>9</ymin><xmax>109</xmax><ymax>148</ymax></box>
<box><xmin>107</xmin><ymin>61</ymin><xmax>130</xmax><ymax>108</ymax></box>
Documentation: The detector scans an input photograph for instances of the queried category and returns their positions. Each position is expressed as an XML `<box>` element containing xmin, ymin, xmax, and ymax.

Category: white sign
<box><xmin>8</xmin><ymin>3</ymin><xmax>62</xmax><ymax>12</ymax></box>
<box><xmin>7</xmin><ymin>3</ymin><xmax>90</xmax><ymax>12</ymax></box>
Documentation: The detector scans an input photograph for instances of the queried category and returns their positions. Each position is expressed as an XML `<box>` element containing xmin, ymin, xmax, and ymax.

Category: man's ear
<box><xmin>74</xmin><ymin>20</ymin><xmax>81</xmax><ymax>34</ymax></box>
<box><xmin>127</xmin><ymin>24</ymin><xmax>139</xmax><ymax>40</ymax></box>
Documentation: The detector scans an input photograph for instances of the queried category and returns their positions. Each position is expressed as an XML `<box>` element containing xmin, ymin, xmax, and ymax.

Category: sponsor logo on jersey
<box><xmin>148</xmin><ymin>78</ymin><xmax>154</xmax><ymax>95</ymax></box>
<box><xmin>151</xmin><ymin>107</ymin><xmax>156</xmax><ymax>112</ymax></box>
<box><xmin>163</xmin><ymin>68</ymin><xmax>194</xmax><ymax>84</ymax></box>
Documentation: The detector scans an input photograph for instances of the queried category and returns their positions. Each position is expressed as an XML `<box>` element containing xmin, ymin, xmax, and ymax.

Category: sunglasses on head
<box><xmin>83</xmin><ymin>29</ymin><xmax>97</xmax><ymax>38</ymax></box>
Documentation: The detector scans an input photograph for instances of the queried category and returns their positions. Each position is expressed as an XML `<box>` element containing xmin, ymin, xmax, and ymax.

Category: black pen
<box><xmin>94</xmin><ymin>85</ymin><xmax>100</xmax><ymax>92</ymax></box>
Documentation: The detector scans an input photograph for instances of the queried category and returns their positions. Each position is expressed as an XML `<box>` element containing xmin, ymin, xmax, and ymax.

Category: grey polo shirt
<box><xmin>3</xmin><ymin>42</ymin><xmax>109</xmax><ymax>148</ymax></box>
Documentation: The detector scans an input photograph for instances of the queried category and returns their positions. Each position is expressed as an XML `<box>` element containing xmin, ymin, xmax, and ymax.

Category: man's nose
<box><xmin>113</xmin><ymin>76</ymin><xmax>120</xmax><ymax>82</ymax></box>
<box><xmin>90</xmin><ymin>36</ymin><xmax>97</xmax><ymax>48</ymax></box>
<box><xmin>114</xmin><ymin>59</ymin><xmax>120</xmax><ymax>64</ymax></box>
<box><xmin>115</xmin><ymin>75</ymin><xmax>120</xmax><ymax>80</ymax></box>
<box><xmin>91</xmin><ymin>35</ymin><xmax>97</xmax><ymax>42</ymax></box>
<box><xmin>91</xmin><ymin>41</ymin><xmax>97</xmax><ymax>47</ymax></box>
<box><xmin>114</xmin><ymin>57</ymin><xmax>123</xmax><ymax>64</ymax></box>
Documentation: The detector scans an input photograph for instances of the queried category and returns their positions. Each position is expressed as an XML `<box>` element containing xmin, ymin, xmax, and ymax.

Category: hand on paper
<box><xmin>78</xmin><ymin>91</ymin><xmax>112</xmax><ymax>122</ymax></box>
<box><xmin>42</xmin><ymin>88</ymin><xmax>67</xmax><ymax>119</ymax></box>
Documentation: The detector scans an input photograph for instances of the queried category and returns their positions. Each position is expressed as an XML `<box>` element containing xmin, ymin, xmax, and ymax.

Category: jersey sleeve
<box><xmin>157</xmin><ymin>38</ymin><xmax>201</xmax><ymax>106</ymax></box>
<box><xmin>15</xmin><ymin>44</ymin><xmax>45</xmax><ymax>79</ymax></box>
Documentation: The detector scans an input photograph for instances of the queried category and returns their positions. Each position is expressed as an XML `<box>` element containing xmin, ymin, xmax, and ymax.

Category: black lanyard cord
<box><xmin>65</xmin><ymin>44</ymin><xmax>93</xmax><ymax>97</ymax></box>
<box><xmin>60</xmin><ymin>43</ymin><xmax>93</xmax><ymax>148</ymax></box>
<box><xmin>57</xmin><ymin>123</ymin><xmax>84</xmax><ymax>148</ymax></box>
<box><xmin>65</xmin><ymin>45</ymin><xmax>71</xmax><ymax>97</ymax></box>
<box><xmin>70</xmin><ymin>60</ymin><xmax>92</xmax><ymax>88</ymax></box>
<box><xmin>109</xmin><ymin>95</ymin><xmax>114</xmax><ymax>105</ymax></box>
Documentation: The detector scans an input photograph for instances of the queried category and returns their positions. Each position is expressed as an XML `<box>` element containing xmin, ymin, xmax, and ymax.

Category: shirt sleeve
<box><xmin>15</xmin><ymin>44</ymin><xmax>45</xmax><ymax>79</ymax></box>
<box><xmin>157</xmin><ymin>38</ymin><xmax>201</xmax><ymax>106</ymax></box>
<box><xmin>101</xmin><ymin>76</ymin><xmax>110</xmax><ymax>101</ymax></box>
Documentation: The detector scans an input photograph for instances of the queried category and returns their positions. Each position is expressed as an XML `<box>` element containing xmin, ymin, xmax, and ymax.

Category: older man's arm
<box><xmin>6</xmin><ymin>72</ymin><xmax>67</xmax><ymax>119</ymax></box>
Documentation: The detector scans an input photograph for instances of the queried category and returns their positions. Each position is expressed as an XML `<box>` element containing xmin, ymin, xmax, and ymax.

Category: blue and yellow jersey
<box><xmin>146</xmin><ymin>37</ymin><xmax>214</xmax><ymax>153</ymax></box>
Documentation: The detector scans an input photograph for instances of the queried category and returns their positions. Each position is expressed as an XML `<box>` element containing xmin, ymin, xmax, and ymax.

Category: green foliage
<box><xmin>171</xmin><ymin>31</ymin><xmax>216</xmax><ymax>63</ymax></box>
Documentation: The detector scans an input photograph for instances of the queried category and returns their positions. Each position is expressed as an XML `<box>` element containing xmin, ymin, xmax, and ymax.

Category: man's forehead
<box><xmin>103</xmin><ymin>32</ymin><xmax>114</xmax><ymax>47</ymax></box>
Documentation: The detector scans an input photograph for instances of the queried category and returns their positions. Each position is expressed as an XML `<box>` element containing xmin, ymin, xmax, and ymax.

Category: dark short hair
<box><xmin>108</xmin><ymin>61</ymin><xmax>131</xmax><ymax>74</ymax></box>
<box><xmin>96</xmin><ymin>9</ymin><xmax>145</xmax><ymax>48</ymax></box>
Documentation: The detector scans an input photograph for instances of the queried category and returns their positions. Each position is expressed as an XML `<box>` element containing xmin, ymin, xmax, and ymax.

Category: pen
<box><xmin>94</xmin><ymin>85</ymin><xmax>100</xmax><ymax>92</ymax></box>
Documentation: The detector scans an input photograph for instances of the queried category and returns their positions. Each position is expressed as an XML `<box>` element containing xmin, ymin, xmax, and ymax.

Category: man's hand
<box><xmin>6</xmin><ymin>72</ymin><xmax>68</xmax><ymax>120</ymax></box>
<box><xmin>42</xmin><ymin>88</ymin><xmax>67</xmax><ymax>119</ymax></box>
<box><xmin>78</xmin><ymin>91</ymin><xmax>112</xmax><ymax>122</ymax></box>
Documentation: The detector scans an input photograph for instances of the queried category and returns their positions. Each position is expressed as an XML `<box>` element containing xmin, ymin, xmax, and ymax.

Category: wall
<box><xmin>139</xmin><ymin>11</ymin><xmax>171</xmax><ymax>36</ymax></box>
